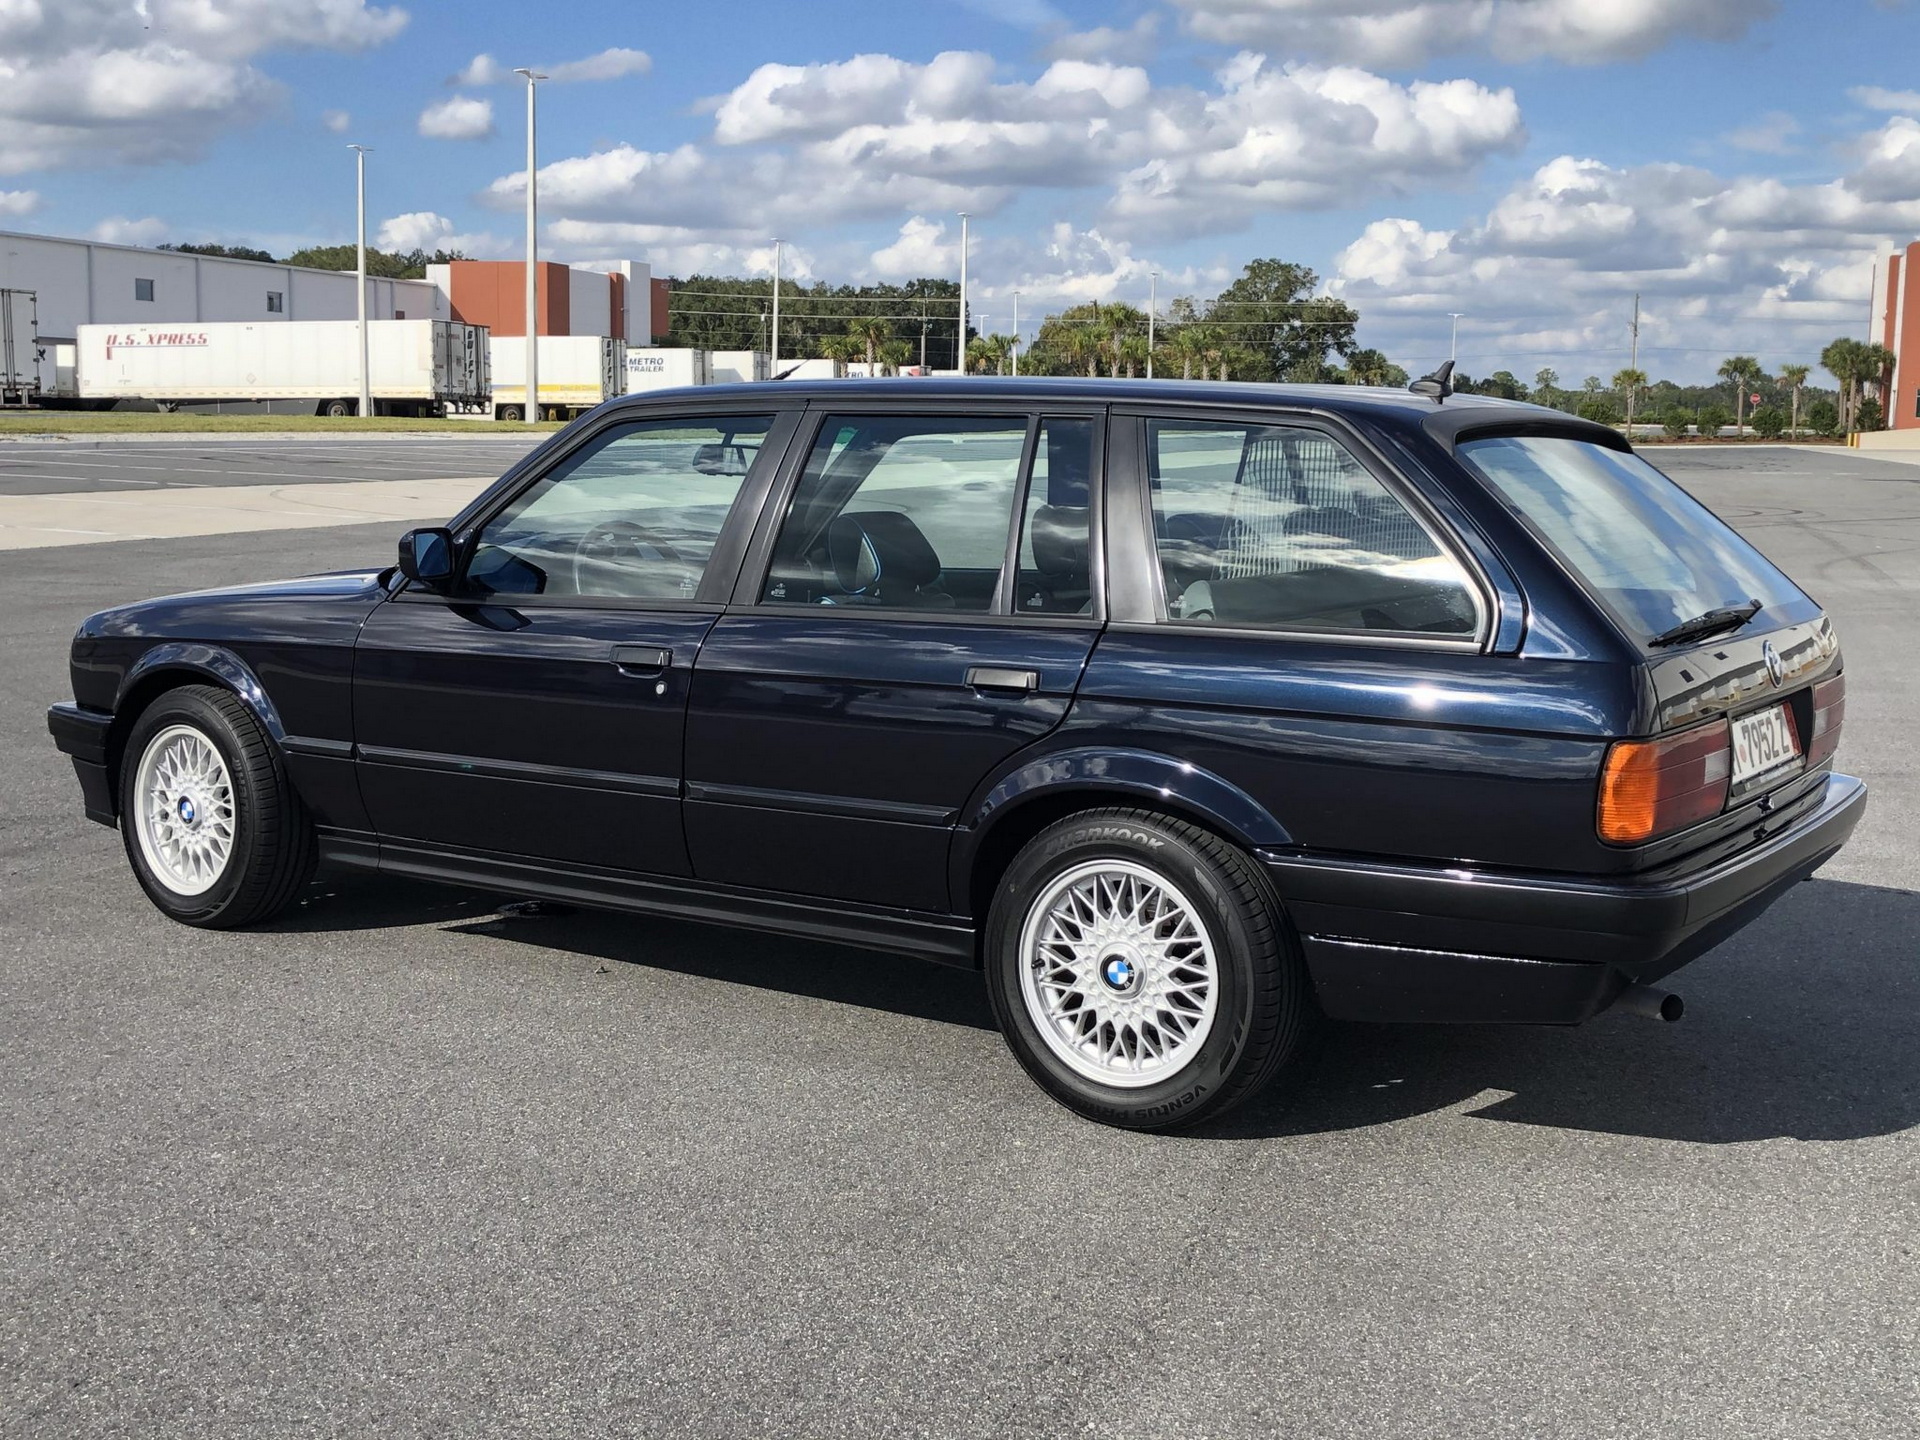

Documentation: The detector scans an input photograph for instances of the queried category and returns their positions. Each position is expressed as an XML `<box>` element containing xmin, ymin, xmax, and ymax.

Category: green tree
<box><xmin>846</xmin><ymin>315</ymin><xmax>893</xmax><ymax>372</ymax></box>
<box><xmin>161</xmin><ymin>242</ymin><xmax>278</xmax><ymax>264</ymax></box>
<box><xmin>1534</xmin><ymin>367</ymin><xmax>1560</xmax><ymax>409</ymax></box>
<box><xmin>1612</xmin><ymin>367</ymin><xmax>1648</xmax><ymax>432</ymax></box>
<box><xmin>1805</xmin><ymin>398</ymin><xmax>1839</xmax><ymax>436</ymax></box>
<box><xmin>1717</xmin><ymin>355</ymin><xmax>1763</xmax><ymax>434</ymax></box>
<box><xmin>818</xmin><ymin>333</ymin><xmax>862</xmax><ymax>377</ymax></box>
<box><xmin>1202</xmin><ymin>259</ymin><xmax>1357</xmax><ymax>382</ymax></box>
<box><xmin>1751</xmin><ymin>406</ymin><xmax>1786</xmax><ymax>438</ymax></box>
<box><xmin>1661</xmin><ymin>408</ymin><xmax>1691</xmax><ymax>440</ymax></box>
<box><xmin>1697</xmin><ymin>403</ymin><xmax>1733</xmax><ymax>438</ymax></box>
<box><xmin>1778</xmin><ymin>362</ymin><xmax>1810</xmax><ymax>436</ymax></box>
<box><xmin>1819</xmin><ymin>338</ymin><xmax>1873</xmax><ymax>431</ymax></box>
<box><xmin>1856</xmin><ymin>396</ymin><xmax>1885</xmax><ymax>432</ymax></box>
<box><xmin>281</xmin><ymin>243</ymin><xmax>464</xmax><ymax>279</ymax></box>
<box><xmin>878</xmin><ymin>337</ymin><xmax>915</xmax><ymax>376</ymax></box>
<box><xmin>1577</xmin><ymin>395</ymin><xmax>1622</xmax><ymax>424</ymax></box>
<box><xmin>1343</xmin><ymin>348</ymin><xmax>1403</xmax><ymax>386</ymax></box>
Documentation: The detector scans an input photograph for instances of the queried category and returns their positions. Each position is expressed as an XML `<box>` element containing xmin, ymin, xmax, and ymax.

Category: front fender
<box><xmin>116</xmin><ymin>642</ymin><xmax>288</xmax><ymax>743</ymax></box>
<box><xmin>950</xmin><ymin>745</ymin><xmax>1292</xmax><ymax>904</ymax></box>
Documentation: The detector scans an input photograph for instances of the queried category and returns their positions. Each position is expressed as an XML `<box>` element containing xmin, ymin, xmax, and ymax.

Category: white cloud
<box><xmin>0</xmin><ymin>1</ymin><xmax>408</xmax><ymax>174</ymax></box>
<box><xmin>454</xmin><ymin>53</ymin><xmax>506</xmax><ymax>86</ymax></box>
<box><xmin>1850</xmin><ymin>84</ymin><xmax>1920</xmax><ymax>113</ymax></box>
<box><xmin>90</xmin><ymin>215</ymin><xmax>170</xmax><ymax>246</ymax></box>
<box><xmin>547</xmin><ymin>47</ymin><xmax>651</xmax><ymax>83</ymax></box>
<box><xmin>1329</xmin><ymin>123</ymin><xmax>1920</xmax><ymax>378</ymax></box>
<box><xmin>418</xmin><ymin>95</ymin><xmax>493</xmax><ymax>140</ymax></box>
<box><xmin>321</xmin><ymin>108</ymin><xmax>351</xmax><ymax>133</ymax></box>
<box><xmin>544</xmin><ymin>48</ymin><xmax>1518</xmax><ymax>243</ymax></box>
<box><xmin>454</xmin><ymin>47</ymin><xmax>650</xmax><ymax>87</ymax></box>
<box><xmin>870</xmin><ymin>216</ymin><xmax>954</xmax><ymax>279</ymax></box>
<box><xmin>1042</xmin><ymin>14</ymin><xmax>1162</xmax><ymax>63</ymax></box>
<box><xmin>1723</xmin><ymin>111</ymin><xmax>1799</xmax><ymax>154</ymax></box>
<box><xmin>0</xmin><ymin>188</ymin><xmax>41</xmax><ymax>215</ymax></box>
<box><xmin>1169</xmin><ymin>0</ymin><xmax>1776</xmax><ymax>68</ymax></box>
<box><xmin>375</xmin><ymin>210</ymin><xmax>512</xmax><ymax>256</ymax></box>
<box><xmin>544</xmin><ymin>219</ymin><xmax>815</xmax><ymax>282</ymax></box>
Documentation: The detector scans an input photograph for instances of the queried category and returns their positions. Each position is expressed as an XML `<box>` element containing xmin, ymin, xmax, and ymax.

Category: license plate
<box><xmin>1730</xmin><ymin>703</ymin><xmax>1801</xmax><ymax>784</ymax></box>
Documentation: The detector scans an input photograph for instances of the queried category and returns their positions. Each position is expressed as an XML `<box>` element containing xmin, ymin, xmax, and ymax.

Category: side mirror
<box><xmin>397</xmin><ymin>527</ymin><xmax>455</xmax><ymax>588</ymax></box>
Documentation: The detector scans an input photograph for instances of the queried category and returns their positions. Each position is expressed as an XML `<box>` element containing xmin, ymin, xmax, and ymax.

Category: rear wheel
<box><xmin>118</xmin><ymin>686</ymin><xmax>316</xmax><ymax>928</ymax></box>
<box><xmin>321</xmin><ymin>398</ymin><xmax>352</xmax><ymax>418</ymax></box>
<box><xmin>984</xmin><ymin>808</ymin><xmax>1307</xmax><ymax>1131</ymax></box>
<box><xmin>499</xmin><ymin>404</ymin><xmax>523</xmax><ymax>423</ymax></box>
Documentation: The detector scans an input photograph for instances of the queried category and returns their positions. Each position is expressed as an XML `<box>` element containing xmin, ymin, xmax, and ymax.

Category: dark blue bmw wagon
<box><xmin>48</xmin><ymin>378</ymin><xmax>1866</xmax><ymax>1129</ymax></box>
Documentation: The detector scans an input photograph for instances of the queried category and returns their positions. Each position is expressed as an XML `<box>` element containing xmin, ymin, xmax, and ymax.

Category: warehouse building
<box><xmin>0</xmin><ymin>229</ymin><xmax>663</xmax><ymax>355</ymax></box>
<box><xmin>1871</xmin><ymin>241</ymin><xmax>1920</xmax><ymax>432</ymax></box>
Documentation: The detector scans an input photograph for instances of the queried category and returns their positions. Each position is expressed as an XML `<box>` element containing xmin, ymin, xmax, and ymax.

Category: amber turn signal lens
<box><xmin>1597</xmin><ymin>719</ymin><xmax>1732</xmax><ymax>845</ymax></box>
<box><xmin>1805</xmin><ymin>672</ymin><xmax>1846</xmax><ymax>769</ymax></box>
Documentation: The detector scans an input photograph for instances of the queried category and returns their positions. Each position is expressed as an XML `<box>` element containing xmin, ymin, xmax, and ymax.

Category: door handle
<box><xmin>966</xmin><ymin>666</ymin><xmax>1040</xmax><ymax>693</ymax></box>
<box><xmin>611</xmin><ymin>644</ymin><xmax>672</xmax><ymax>675</ymax></box>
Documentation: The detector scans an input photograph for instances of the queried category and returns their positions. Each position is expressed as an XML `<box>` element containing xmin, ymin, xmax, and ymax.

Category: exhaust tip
<box><xmin>1616</xmin><ymin>984</ymin><xmax>1684</xmax><ymax>1023</ymax></box>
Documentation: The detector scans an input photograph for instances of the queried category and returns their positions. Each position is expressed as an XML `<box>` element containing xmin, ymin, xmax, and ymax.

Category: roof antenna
<box><xmin>1409</xmin><ymin>360</ymin><xmax>1455</xmax><ymax>403</ymax></box>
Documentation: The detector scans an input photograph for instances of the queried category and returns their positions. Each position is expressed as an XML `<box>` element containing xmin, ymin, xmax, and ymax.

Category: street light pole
<box><xmin>1448</xmin><ymin>312</ymin><xmax>1464</xmax><ymax>365</ymax></box>
<box><xmin>957</xmin><ymin>212</ymin><xmax>969</xmax><ymax>374</ymax></box>
<box><xmin>349</xmin><ymin>144</ymin><xmax>371</xmax><ymax>418</ymax></box>
<box><xmin>1147</xmin><ymin>271</ymin><xmax>1157</xmax><ymax>380</ymax></box>
<box><xmin>1011</xmin><ymin>291</ymin><xmax>1019</xmax><ymax>376</ymax></box>
<box><xmin>514</xmin><ymin>68</ymin><xmax>546</xmax><ymax>421</ymax></box>
<box><xmin>770</xmin><ymin>238</ymin><xmax>781</xmax><ymax>378</ymax></box>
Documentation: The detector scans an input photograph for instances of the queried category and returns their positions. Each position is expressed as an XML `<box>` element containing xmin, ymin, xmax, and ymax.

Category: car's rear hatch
<box><xmin>1454</xmin><ymin>431</ymin><xmax>1849</xmax><ymax>874</ymax></box>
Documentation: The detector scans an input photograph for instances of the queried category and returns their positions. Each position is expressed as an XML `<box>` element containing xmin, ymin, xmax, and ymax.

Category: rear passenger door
<box><xmin>684</xmin><ymin>407</ymin><xmax>1105</xmax><ymax>914</ymax></box>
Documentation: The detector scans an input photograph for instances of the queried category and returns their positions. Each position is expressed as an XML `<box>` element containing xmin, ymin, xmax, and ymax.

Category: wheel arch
<box><xmin>108</xmin><ymin>644</ymin><xmax>288</xmax><ymax>792</ymax></box>
<box><xmin>951</xmin><ymin>747</ymin><xmax>1292</xmax><ymax>937</ymax></box>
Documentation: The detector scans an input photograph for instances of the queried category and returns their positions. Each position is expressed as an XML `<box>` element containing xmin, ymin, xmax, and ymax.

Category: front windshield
<box><xmin>1457</xmin><ymin>435</ymin><xmax>1809</xmax><ymax>645</ymax></box>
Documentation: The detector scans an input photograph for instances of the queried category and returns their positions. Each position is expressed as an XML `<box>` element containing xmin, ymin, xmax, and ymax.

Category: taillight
<box><xmin>1805</xmin><ymin>672</ymin><xmax>1846</xmax><ymax>769</ymax></box>
<box><xmin>1597</xmin><ymin>719</ymin><xmax>1731</xmax><ymax>845</ymax></box>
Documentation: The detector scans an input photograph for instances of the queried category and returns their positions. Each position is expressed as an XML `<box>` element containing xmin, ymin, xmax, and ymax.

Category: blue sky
<box><xmin>4</xmin><ymin>0</ymin><xmax>1918</xmax><ymax>380</ymax></box>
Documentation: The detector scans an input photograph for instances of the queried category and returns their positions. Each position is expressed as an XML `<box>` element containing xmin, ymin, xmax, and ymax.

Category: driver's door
<box><xmin>351</xmin><ymin>409</ymin><xmax>792</xmax><ymax>877</ymax></box>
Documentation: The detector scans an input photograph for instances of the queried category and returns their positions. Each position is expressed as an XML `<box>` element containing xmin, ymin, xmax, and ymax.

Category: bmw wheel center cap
<box><xmin>1100</xmin><ymin>954</ymin><xmax>1141</xmax><ymax>996</ymax></box>
<box><xmin>177</xmin><ymin>795</ymin><xmax>197</xmax><ymax>825</ymax></box>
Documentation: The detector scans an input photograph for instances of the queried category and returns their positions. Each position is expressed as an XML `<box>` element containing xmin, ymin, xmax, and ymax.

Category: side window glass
<box><xmin>1146</xmin><ymin>420</ymin><xmax>1479</xmax><ymax>638</ymax></box>
<box><xmin>1013</xmin><ymin>418</ymin><xmax>1096</xmax><ymax>615</ymax></box>
<box><xmin>762</xmin><ymin>415</ymin><xmax>1027</xmax><ymax>612</ymax></box>
<box><xmin>465</xmin><ymin>415</ymin><xmax>773</xmax><ymax>601</ymax></box>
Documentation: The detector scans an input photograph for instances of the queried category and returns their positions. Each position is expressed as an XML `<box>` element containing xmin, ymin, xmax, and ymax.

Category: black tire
<box><xmin>984</xmin><ymin>808</ymin><xmax>1307</xmax><ymax>1132</ymax></box>
<box><xmin>117</xmin><ymin>685</ymin><xmax>317</xmax><ymax>928</ymax></box>
<box><xmin>322</xmin><ymin>399</ymin><xmax>352</xmax><ymax>418</ymax></box>
<box><xmin>499</xmin><ymin>405</ymin><xmax>523</xmax><ymax>423</ymax></box>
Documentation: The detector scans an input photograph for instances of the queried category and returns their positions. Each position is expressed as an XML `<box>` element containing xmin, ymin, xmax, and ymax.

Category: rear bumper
<box><xmin>47</xmin><ymin>701</ymin><xmax>116</xmax><ymax>826</ymax></box>
<box><xmin>1262</xmin><ymin>771</ymin><xmax>1867</xmax><ymax>1024</ymax></box>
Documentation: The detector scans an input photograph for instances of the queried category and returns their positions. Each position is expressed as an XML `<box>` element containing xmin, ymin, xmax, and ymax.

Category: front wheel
<box><xmin>984</xmin><ymin>809</ymin><xmax>1308</xmax><ymax>1131</ymax></box>
<box><xmin>118</xmin><ymin>686</ymin><xmax>316</xmax><ymax>928</ymax></box>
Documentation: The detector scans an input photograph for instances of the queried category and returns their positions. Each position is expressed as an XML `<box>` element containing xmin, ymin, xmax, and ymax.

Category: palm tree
<box><xmin>818</xmin><ymin>333</ymin><xmax>862</xmax><ymax>378</ymax></box>
<box><xmin>1612</xmin><ymin>367</ymin><xmax>1648</xmax><ymax>433</ymax></box>
<box><xmin>846</xmin><ymin>316</ymin><xmax>893</xmax><ymax>374</ymax></box>
<box><xmin>1718</xmin><ymin>355</ymin><xmax>1762</xmax><ymax>434</ymax></box>
<box><xmin>1098</xmin><ymin>302</ymin><xmax>1148</xmax><ymax>377</ymax></box>
<box><xmin>1779</xmin><ymin>363</ymin><xmax>1809</xmax><ymax>436</ymax></box>
<box><xmin>1821</xmin><ymin>338</ymin><xmax>1864</xmax><ymax>431</ymax></box>
<box><xmin>1160</xmin><ymin>328</ymin><xmax>1204</xmax><ymax>380</ymax></box>
<box><xmin>966</xmin><ymin>333</ymin><xmax>1013</xmax><ymax>375</ymax></box>
<box><xmin>878</xmin><ymin>338</ymin><xmax>914</xmax><ymax>376</ymax></box>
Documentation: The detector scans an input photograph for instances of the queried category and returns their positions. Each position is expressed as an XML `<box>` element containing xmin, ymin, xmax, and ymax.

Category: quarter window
<box><xmin>1146</xmin><ymin>420</ymin><xmax>1479</xmax><ymax>638</ymax></box>
<box><xmin>1014</xmin><ymin>418</ymin><xmax>1096</xmax><ymax>615</ymax></box>
<box><xmin>464</xmin><ymin>415</ymin><xmax>774</xmax><ymax>601</ymax></box>
<box><xmin>762</xmin><ymin>415</ymin><xmax>1029</xmax><ymax>612</ymax></box>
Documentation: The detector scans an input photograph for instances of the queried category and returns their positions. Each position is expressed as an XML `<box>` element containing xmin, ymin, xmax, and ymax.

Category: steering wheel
<box><xmin>572</xmin><ymin>520</ymin><xmax>685</xmax><ymax>595</ymax></box>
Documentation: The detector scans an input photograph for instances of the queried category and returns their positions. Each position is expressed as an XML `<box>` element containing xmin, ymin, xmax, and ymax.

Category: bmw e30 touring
<box><xmin>48</xmin><ymin>378</ymin><xmax>1866</xmax><ymax>1129</ymax></box>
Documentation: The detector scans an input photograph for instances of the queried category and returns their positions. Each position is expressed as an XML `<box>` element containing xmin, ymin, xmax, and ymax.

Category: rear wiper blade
<box><xmin>1648</xmin><ymin>599</ymin><xmax>1764</xmax><ymax>648</ymax></box>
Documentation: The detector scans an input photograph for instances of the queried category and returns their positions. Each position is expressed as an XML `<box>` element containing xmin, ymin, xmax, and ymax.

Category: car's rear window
<box><xmin>1457</xmin><ymin>435</ymin><xmax>1808</xmax><ymax>646</ymax></box>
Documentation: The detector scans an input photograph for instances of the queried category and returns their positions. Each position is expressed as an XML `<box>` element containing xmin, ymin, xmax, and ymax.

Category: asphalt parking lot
<box><xmin>0</xmin><ymin>434</ymin><xmax>545</xmax><ymax>496</ymax></box>
<box><xmin>2</xmin><ymin>443</ymin><xmax>1915</xmax><ymax>1437</ymax></box>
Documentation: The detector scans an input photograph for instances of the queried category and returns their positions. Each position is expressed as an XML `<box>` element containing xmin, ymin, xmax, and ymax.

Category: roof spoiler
<box><xmin>1409</xmin><ymin>360</ymin><xmax>1455</xmax><ymax>403</ymax></box>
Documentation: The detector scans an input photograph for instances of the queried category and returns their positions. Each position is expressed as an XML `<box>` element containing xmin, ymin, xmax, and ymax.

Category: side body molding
<box><xmin>117</xmin><ymin>643</ymin><xmax>289</xmax><ymax>743</ymax></box>
<box><xmin>950</xmin><ymin>745</ymin><xmax>1293</xmax><ymax>903</ymax></box>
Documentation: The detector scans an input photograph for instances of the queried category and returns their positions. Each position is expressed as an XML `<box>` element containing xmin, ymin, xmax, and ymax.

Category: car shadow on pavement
<box><xmin>272</xmin><ymin>873</ymin><xmax>1917</xmax><ymax>1146</ymax></box>
<box><xmin>1214</xmin><ymin>877</ymin><xmax>1920</xmax><ymax>1145</ymax></box>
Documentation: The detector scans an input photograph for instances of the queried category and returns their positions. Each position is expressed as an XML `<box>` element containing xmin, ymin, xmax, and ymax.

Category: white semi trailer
<box><xmin>1</xmin><ymin>289</ymin><xmax>46</xmax><ymax>407</ymax></box>
<box><xmin>488</xmin><ymin>335</ymin><xmax>626</xmax><ymax>421</ymax></box>
<box><xmin>73</xmin><ymin>319</ymin><xmax>490</xmax><ymax>415</ymax></box>
<box><xmin>624</xmin><ymin>347</ymin><xmax>710</xmax><ymax>393</ymax></box>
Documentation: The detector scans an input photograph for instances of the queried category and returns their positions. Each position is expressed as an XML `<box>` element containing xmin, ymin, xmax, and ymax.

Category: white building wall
<box><xmin>0</xmin><ymin>229</ymin><xmax>442</xmax><ymax>343</ymax></box>
<box><xmin>568</xmin><ymin>269</ymin><xmax>610</xmax><ymax>338</ymax></box>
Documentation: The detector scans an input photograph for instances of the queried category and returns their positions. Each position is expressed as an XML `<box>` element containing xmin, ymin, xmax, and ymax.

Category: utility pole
<box><xmin>1629</xmin><ymin>292</ymin><xmax>1640</xmax><ymax>373</ymax></box>
<box><xmin>349</xmin><ymin>144</ymin><xmax>371</xmax><ymax>418</ymax></box>
<box><xmin>1448</xmin><ymin>312</ymin><xmax>1464</xmax><ymax>364</ymax></box>
<box><xmin>1147</xmin><ymin>271</ymin><xmax>1157</xmax><ymax>380</ymax></box>
<box><xmin>957</xmin><ymin>212</ymin><xmax>969</xmax><ymax>374</ymax></box>
<box><xmin>770</xmin><ymin>238</ymin><xmax>781</xmax><ymax>377</ymax></box>
<box><xmin>514</xmin><ymin>68</ymin><xmax>546</xmax><ymax>421</ymax></box>
<box><xmin>1011</xmin><ymin>291</ymin><xmax>1019</xmax><ymax>376</ymax></box>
